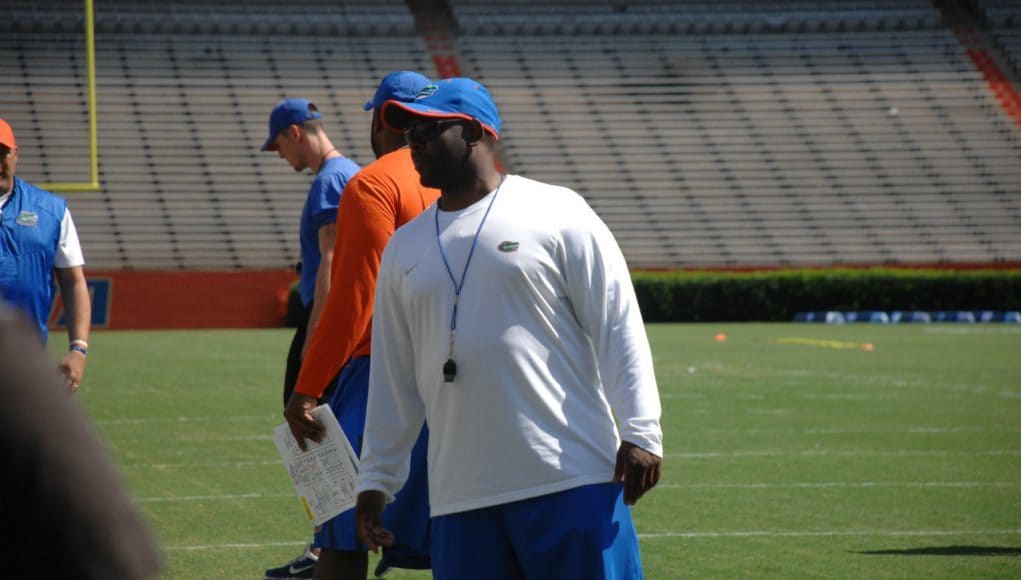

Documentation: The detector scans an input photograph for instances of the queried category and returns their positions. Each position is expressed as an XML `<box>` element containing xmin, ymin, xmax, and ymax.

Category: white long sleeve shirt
<box><xmin>357</xmin><ymin>174</ymin><xmax>662</xmax><ymax>517</ymax></box>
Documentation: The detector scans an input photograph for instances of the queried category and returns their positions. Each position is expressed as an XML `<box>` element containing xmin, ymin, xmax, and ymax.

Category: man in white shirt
<box><xmin>354</xmin><ymin>78</ymin><xmax>663</xmax><ymax>579</ymax></box>
<box><xmin>0</xmin><ymin>118</ymin><xmax>91</xmax><ymax>392</ymax></box>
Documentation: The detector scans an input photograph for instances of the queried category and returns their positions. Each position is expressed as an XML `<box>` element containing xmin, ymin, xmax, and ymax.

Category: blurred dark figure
<box><xmin>0</xmin><ymin>302</ymin><xmax>162</xmax><ymax>579</ymax></box>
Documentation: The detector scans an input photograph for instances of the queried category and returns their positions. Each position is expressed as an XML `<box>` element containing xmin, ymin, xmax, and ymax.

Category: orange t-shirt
<box><xmin>294</xmin><ymin>147</ymin><xmax>440</xmax><ymax>398</ymax></box>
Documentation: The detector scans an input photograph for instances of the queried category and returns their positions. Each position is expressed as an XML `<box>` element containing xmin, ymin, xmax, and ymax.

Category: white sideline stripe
<box><xmin>658</xmin><ymin>481</ymin><xmax>1018</xmax><ymax>489</ymax></box>
<box><xmin>162</xmin><ymin>529</ymin><xmax>1021</xmax><ymax>551</ymax></box>
<box><xmin>96</xmin><ymin>419</ymin><xmax>1021</xmax><ymax>435</ymax></box>
<box><xmin>119</xmin><ymin>449</ymin><xmax>1021</xmax><ymax>470</ymax></box>
<box><xmin>699</xmin><ymin>426</ymin><xmax>1021</xmax><ymax>435</ymax></box>
<box><xmin>138</xmin><ymin>492</ymin><xmax>293</xmax><ymax>503</ymax></box>
<box><xmin>137</xmin><ymin>481</ymin><xmax>1018</xmax><ymax>503</ymax></box>
<box><xmin>667</xmin><ymin>449</ymin><xmax>1021</xmax><ymax>458</ymax></box>
<box><xmin>123</xmin><ymin>460</ymin><xmax>283</xmax><ymax>469</ymax></box>
<box><xmin>640</xmin><ymin>528</ymin><xmax>1021</xmax><ymax>539</ymax></box>
<box><xmin>923</xmin><ymin>327</ymin><xmax>1021</xmax><ymax>335</ymax></box>
<box><xmin>167</xmin><ymin>541</ymin><xmax>306</xmax><ymax>552</ymax></box>
<box><xmin>111</xmin><ymin>435</ymin><xmax>274</xmax><ymax>444</ymax></box>
<box><xmin>93</xmin><ymin>415</ymin><xmax>273</xmax><ymax>426</ymax></box>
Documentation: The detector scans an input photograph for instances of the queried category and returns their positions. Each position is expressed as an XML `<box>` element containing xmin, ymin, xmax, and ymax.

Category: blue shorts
<box><xmin>313</xmin><ymin>356</ymin><xmax>431</xmax><ymax>569</ymax></box>
<box><xmin>431</xmin><ymin>482</ymin><xmax>643</xmax><ymax>580</ymax></box>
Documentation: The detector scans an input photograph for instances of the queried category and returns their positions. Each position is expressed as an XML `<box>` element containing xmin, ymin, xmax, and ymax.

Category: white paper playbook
<box><xmin>273</xmin><ymin>404</ymin><xmax>360</xmax><ymax>526</ymax></box>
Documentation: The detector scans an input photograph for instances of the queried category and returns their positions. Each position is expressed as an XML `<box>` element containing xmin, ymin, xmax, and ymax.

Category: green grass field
<box><xmin>54</xmin><ymin>323</ymin><xmax>1021</xmax><ymax>579</ymax></box>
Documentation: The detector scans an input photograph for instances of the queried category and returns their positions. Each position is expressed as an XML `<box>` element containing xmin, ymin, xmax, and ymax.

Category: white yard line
<box><xmin>92</xmin><ymin>415</ymin><xmax>273</xmax><ymax>426</ymax></box>
<box><xmin>697</xmin><ymin>426</ymin><xmax>1021</xmax><ymax>435</ymax></box>
<box><xmin>666</xmin><ymin>449</ymin><xmax>1021</xmax><ymax>458</ymax></box>
<box><xmin>123</xmin><ymin>460</ymin><xmax>283</xmax><ymax>469</ymax></box>
<box><xmin>166</xmin><ymin>541</ymin><xmax>307</xmax><ymax>551</ymax></box>
<box><xmin>113</xmin><ymin>435</ymin><xmax>274</xmax><ymax>443</ymax></box>
<box><xmin>136</xmin><ymin>480</ymin><xmax>1016</xmax><ymax>503</ymax></box>
<box><xmin>115</xmin><ymin>449</ymin><xmax>1020</xmax><ymax>469</ymax></box>
<box><xmin>923</xmin><ymin>327</ymin><xmax>1021</xmax><ymax>335</ymax></box>
<box><xmin>658</xmin><ymin>481</ymin><xmax>1018</xmax><ymax>489</ymax></box>
<box><xmin>160</xmin><ymin>528</ymin><xmax>1021</xmax><ymax>551</ymax></box>
<box><xmin>639</xmin><ymin>528</ymin><xmax>1021</xmax><ymax>539</ymax></box>
<box><xmin>138</xmin><ymin>492</ymin><xmax>293</xmax><ymax>503</ymax></box>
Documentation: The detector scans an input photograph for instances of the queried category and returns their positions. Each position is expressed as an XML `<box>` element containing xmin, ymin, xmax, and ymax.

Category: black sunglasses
<box><xmin>405</xmin><ymin>119</ymin><xmax>464</xmax><ymax>144</ymax></box>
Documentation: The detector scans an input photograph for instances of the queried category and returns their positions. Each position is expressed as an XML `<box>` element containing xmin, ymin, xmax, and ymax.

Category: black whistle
<box><xmin>443</xmin><ymin>358</ymin><xmax>457</xmax><ymax>383</ymax></box>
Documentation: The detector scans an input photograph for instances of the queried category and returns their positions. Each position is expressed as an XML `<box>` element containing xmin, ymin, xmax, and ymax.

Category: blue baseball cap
<box><xmin>381</xmin><ymin>77</ymin><xmax>502</xmax><ymax>138</ymax></box>
<box><xmin>261</xmin><ymin>98</ymin><xmax>321</xmax><ymax>151</ymax></box>
<box><xmin>363</xmin><ymin>71</ymin><xmax>432</xmax><ymax>111</ymax></box>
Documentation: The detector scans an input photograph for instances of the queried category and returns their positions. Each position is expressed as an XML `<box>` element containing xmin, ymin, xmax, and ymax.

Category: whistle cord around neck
<box><xmin>434</xmin><ymin>175</ymin><xmax>506</xmax><ymax>383</ymax></box>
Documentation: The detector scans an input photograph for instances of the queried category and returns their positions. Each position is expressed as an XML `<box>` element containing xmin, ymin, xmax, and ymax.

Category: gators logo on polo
<box><xmin>498</xmin><ymin>241</ymin><xmax>520</xmax><ymax>253</ymax></box>
<box><xmin>415</xmin><ymin>84</ymin><xmax>438</xmax><ymax>100</ymax></box>
<box><xmin>16</xmin><ymin>211</ymin><xmax>39</xmax><ymax>226</ymax></box>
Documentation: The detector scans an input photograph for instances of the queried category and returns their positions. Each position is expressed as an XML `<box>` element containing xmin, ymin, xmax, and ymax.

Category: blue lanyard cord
<box><xmin>435</xmin><ymin>175</ymin><xmax>506</xmax><ymax>358</ymax></box>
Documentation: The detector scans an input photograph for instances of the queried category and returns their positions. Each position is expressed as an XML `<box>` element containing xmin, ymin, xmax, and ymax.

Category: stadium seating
<box><xmin>889</xmin><ymin>310</ymin><xmax>933</xmax><ymax>323</ymax></box>
<box><xmin>2</xmin><ymin>0</ymin><xmax>1020</xmax><ymax>270</ymax></box>
<box><xmin>448</xmin><ymin>0</ymin><xmax>943</xmax><ymax>35</ymax></box>
<box><xmin>972</xmin><ymin>0</ymin><xmax>1021</xmax><ymax>27</ymax></box>
<box><xmin>796</xmin><ymin>309</ymin><xmax>1020</xmax><ymax>322</ymax></box>
<box><xmin>456</xmin><ymin>24</ymin><xmax>1021</xmax><ymax>267</ymax></box>
<box><xmin>3</xmin><ymin>1</ymin><xmax>427</xmax><ymax>269</ymax></box>
<box><xmin>844</xmin><ymin>310</ymin><xmax>891</xmax><ymax>323</ymax></box>
<box><xmin>793</xmin><ymin>311</ymin><xmax>847</xmax><ymax>323</ymax></box>
<box><xmin>974</xmin><ymin>0</ymin><xmax>1021</xmax><ymax>79</ymax></box>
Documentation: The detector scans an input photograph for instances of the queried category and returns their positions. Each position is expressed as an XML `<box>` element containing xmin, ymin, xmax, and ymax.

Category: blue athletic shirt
<box><xmin>0</xmin><ymin>177</ymin><xmax>67</xmax><ymax>342</ymax></box>
<box><xmin>299</xmin><ymin>156</ymin><xmax>360</xmax><ymax>306</ymax></box>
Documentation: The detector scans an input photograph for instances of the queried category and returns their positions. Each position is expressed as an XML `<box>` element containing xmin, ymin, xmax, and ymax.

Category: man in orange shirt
<box><xmin>279</xmin><ymin>71</ymin><xmax>438</xmax><ymax>580</ymax></box>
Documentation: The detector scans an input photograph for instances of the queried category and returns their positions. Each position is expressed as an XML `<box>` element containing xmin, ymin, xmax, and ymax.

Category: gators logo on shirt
<box><xmin>16</xmin><ymin>211</ymin><xmax>39</xmax><ymax>226</ymax></box>
<box><xmin>497</xmin><ymin>241</ymin><xmax>520</xmax><ymax>253</ymax></box>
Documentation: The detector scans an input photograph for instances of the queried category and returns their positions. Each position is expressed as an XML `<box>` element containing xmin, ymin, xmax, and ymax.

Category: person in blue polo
<box><xmin>0</xmin><ymin>118</ymin><xmax>92</xmax><ymax>393</ymax></box>
<box><xmin>260</xmin><ymin>98</ymin><xmax>360</xmax><ymax>579</ymax></box>
<box><xmin>262</xmin><ymin>97</ymin><xmax>361</xmax><ymax>408</ymax></box>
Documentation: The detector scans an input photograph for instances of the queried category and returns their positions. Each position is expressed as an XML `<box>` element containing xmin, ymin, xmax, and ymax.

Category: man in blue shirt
<box><xmin>262</xmin><ymin>98</ymin><xmax>361</xmax><ymax>407</ymax></box>
<box><xmin>0</xmin><ymin>118</ymin><xmax>92</xmax><ymax>393</ymax></box>
<box><xmin>261</xmin><ymin>100</ymin><xmax>360</xmax><ymax>579</ymax></box>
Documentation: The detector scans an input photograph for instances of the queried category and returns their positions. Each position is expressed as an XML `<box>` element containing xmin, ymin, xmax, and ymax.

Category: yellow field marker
<box><xmin>774</xmin><ymin>338</ymin><xmax>875</xmax><ymax>351</ymax></box>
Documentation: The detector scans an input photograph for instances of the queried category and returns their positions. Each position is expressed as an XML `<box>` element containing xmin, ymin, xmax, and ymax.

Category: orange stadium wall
<box><xmin>48</xmin><ymin>270</ymin><xmax>297</xmax><ymax>331</ymax></box>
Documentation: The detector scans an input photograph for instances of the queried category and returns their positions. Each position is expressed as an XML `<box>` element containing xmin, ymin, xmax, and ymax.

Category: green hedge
<box><xmin>632</xmin><ymin>268</ymin><xmax>1021</xmax><ymax>322</ymax></box>
<box><xmin>287</xmin><ymin>268</ymin><xmax>1021</xmax><ymax>325</ymax></box>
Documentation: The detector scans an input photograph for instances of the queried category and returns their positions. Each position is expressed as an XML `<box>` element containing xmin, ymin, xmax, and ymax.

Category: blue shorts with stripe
<box><xmin>313</xmin><ymin>356</ymin><xmax>431</xmax><ymax>569</ymax></box>
<box><xmin>431</xmin><ymin>482</ymin><xmax>643</xmax><ymax>580</ymax></box>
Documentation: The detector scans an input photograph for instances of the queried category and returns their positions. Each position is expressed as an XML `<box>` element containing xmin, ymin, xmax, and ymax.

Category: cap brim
<box><xmin>381</xmin><ymin>101</ymin><xmax>503</xmax><ymax>140</ymax></box>
<box><xmin>381</xmin><ymin>100</ymin><xmax>464</xmax><ymax>131</ymax></box>
<box><xmin>261</xmin><ymin>134</ymin><xmax>278</xmax><ymax>152</ymax></box>
<box><xmin>363</xmin><ymin>99</ymin><xmax>375</xmax><ymax>111</ymax></box>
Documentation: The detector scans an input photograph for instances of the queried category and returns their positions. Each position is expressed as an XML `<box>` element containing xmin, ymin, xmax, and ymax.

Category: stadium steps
<box><xmin>3</xmin><ymin>0</ymin><xmax>1020</xmax><ymax>269</ymax></box>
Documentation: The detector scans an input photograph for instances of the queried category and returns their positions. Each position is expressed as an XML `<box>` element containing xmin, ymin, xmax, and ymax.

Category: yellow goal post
<box><xmin>37</xmin><ymin>0</ymin><xmax>99</xmax><ymax>193</ymax></box>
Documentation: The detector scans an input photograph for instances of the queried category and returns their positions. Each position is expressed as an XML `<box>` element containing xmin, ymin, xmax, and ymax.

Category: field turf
<box><xmin>54</xmin><ymin>323</ymin><xmax>1021</xmax><ymax>579</ymax></box>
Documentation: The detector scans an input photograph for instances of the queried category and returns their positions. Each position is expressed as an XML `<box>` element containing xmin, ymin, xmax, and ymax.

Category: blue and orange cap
<box><xmin>381</xmin><ymin>77</ymin><xmax>501</xmax><ymax>139</ymax></box>
<box><xmin>363</xmin><ymin>71</ymin><xmax>432</xmax><ymax>111</ymax></box>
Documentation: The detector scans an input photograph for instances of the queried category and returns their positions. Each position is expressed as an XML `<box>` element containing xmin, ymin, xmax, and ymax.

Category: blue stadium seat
<box><xmin>844</xmin><ymin>310</ymin><xmax>890</xmax><ymax>323</ymax></box>
<box><xmin>793</xmin><ymin>311</ymin><xmax>846</xmax><ymax>324</ymax></box>
<box><xmin>977</xmin><ymin>310</ymin><xmax>1021</xmax><ymax>323</ymax></box>
<box><xmin>932</xmin><ymin>311</ymin><xmax>977</xmax><ymax>323</ymax></box>
<box><xmin>890</xmin><ymin>310</ymin><xmax>931</xmax><ymax>323</ymax></box>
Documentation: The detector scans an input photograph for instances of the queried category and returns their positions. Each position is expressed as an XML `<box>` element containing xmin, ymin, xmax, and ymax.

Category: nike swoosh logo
<box><xmin>289</xmin><ymin>562</ymin><xmax>315</xmax><ymax>574</ymax></box>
